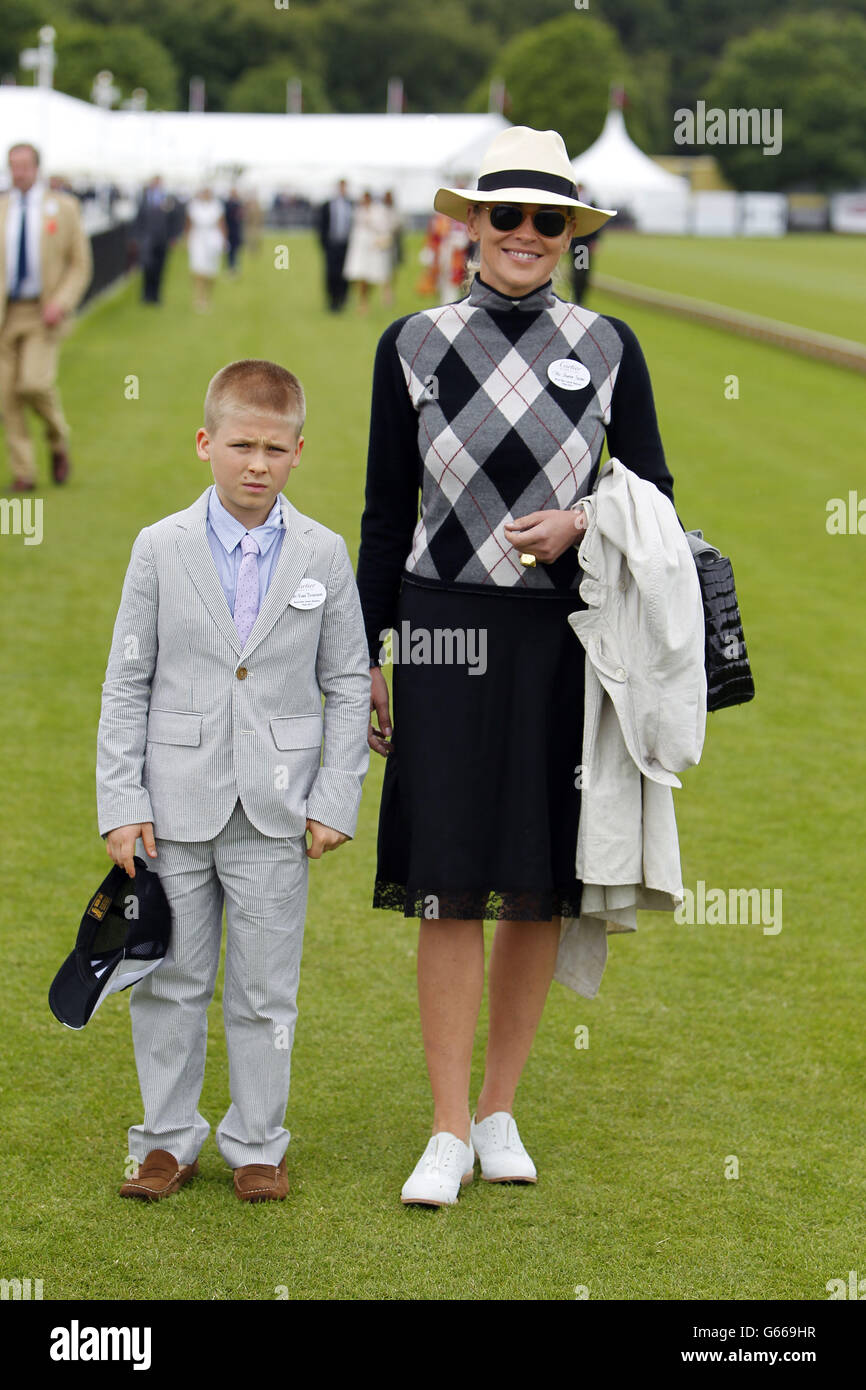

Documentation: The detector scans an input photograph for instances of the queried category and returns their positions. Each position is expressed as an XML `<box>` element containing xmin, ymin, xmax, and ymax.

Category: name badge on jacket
<box><xmin>289</xmin><ymin>578</ymin><xmax>326</xmax><ymax>609</ymax></box>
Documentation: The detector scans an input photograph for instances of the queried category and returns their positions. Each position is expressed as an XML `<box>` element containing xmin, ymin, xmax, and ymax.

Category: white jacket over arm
<box><xmin>555</xmin><ymin>457</ymin><xmax>707</xmax><ymax>997</ymax></box>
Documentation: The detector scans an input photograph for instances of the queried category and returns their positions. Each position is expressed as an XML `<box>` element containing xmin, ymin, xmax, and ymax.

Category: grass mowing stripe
<box><xmin>594</xmin><ymin>233</ymin><xmax>866</xmax><ymax>346</ymax></box>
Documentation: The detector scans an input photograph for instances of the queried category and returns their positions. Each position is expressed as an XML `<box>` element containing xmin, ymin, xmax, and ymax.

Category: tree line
<box><xmin>2</xmin><ymin>0</ymin><xmax>865</xmax><ymax>189</ymax></box>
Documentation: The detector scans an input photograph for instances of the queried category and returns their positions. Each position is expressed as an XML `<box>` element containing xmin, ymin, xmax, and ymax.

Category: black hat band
<box><xmin>477</xmin><ymin>169</ymin><xmax>578</xmax><ymax>199</ymax></box>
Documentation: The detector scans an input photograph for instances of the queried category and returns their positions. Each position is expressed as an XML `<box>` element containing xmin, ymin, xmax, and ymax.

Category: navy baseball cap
<box><xmin>49</xmin><ymin>858</ymin><xmax>172</xmax><ymax>1030</ymax></box>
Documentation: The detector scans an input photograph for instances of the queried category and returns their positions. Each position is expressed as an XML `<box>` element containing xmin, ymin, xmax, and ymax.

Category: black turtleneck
<box><xmin>469</xmin><ymin>272</ymin><xmax>555</xmax><ymax>306</ymax></box>
<box><xmin>465</xmin><ymin>274</ymin><xmax>557</xmax><ymax>344</ymax></box>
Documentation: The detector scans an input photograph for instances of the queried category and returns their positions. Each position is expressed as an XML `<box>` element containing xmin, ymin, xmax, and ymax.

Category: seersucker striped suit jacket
<box><xmin>96</xmin><ymin>486</ymin><xmax>371</xmax><ymax>842</ymax></box>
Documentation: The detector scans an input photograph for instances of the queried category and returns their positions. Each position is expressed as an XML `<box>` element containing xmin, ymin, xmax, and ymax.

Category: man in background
<box><xmin>243</xmin><ymin>194</ymin><xmax>264</xmax><ymax>256</ymax></box>
<box><xmin>569</xmin><ymin>183</ymin><xmax>604</xmax><ymax>307</ymax></box>
<box><xmin>0</xmin><ymin>142</ymin><xmax>92</xmax><ymax>490</ymax></box>
<box><xmin>132</xmin><ymin>175</ymin><xmax>176</xmax><ymax>306</ymax></box>
<box><xmin>317</xmin><ymin>179</ymin><xmax>353</xmax><ymax>313</ymax></box>
<box><xmin>223</xmin><ymin>188</ymin><xmax>244</xmax><ymax>275</ymax></box>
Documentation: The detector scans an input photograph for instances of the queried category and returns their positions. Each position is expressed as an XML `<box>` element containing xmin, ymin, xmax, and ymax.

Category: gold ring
<box><xmin>520</xmin><ymin>553</ymin><xmax>537</xmax><ymax>568</ymax></box>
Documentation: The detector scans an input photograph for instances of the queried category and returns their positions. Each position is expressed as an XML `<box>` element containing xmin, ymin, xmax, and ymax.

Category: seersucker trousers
<box><xmin>128</xmin><ymin>799</ymin><xmax>308</xmax><ymax>1170</ymax></box>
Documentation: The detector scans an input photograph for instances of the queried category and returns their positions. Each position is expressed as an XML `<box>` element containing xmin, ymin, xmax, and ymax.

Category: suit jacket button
<box><xmin>236</xmin><ymin>666</ymin><xmax>248</xmax><ymax>680</ymax></box>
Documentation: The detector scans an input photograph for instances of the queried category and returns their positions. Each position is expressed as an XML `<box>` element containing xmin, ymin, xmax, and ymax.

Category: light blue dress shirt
<box><xmin>205</xmin><ymin>486</ymin><xmax>285</xmax><ymax>619</ymax></box>
<box><xmin>5</xmin><ymin>182</ymin><xmax>44</xmax><ymax>298</ymax></box>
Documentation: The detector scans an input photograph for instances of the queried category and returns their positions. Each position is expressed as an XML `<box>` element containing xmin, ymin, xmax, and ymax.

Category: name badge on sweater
<box><xmin>289</xmin><ymin>578</ymin><xmax>326</xmax><ymax>609</ymax></box>
<box><xmin>547</xmin><ymin>359</ymin><xmax>591</xmax><ymax>391</ymax></box>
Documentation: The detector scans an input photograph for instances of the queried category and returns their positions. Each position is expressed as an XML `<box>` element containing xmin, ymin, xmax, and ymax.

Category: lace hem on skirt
<box><xmin>373</xmin><ymin>878</ymin><xmax>583</xmax><ymax>922</ymax></box>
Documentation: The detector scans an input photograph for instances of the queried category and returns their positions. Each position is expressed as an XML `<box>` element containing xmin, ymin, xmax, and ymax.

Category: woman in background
<box><xmin>185</xmin><ymin>187</ymin><xmax>226</xmax><ymax>313</ymax></box>
<box><xmin>344</xmin><ymin>191</ymin><xmax>391</xmax><ymax>315</ymax></box>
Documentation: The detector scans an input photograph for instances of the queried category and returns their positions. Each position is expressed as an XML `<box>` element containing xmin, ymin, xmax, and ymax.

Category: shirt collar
<box><xmin>207</xmin><ymin>486</ymin><xmax>283</xmax><ymax>556</ymax></box>
<box><xmin>13</xmin><ymin>181</ymin><xmax>43</xmax><ymax>206</ymax></box>
<box><xmin>468</xmin><ymin>273</ymin><xmax>555</xmax><ymax>314</ymax></box>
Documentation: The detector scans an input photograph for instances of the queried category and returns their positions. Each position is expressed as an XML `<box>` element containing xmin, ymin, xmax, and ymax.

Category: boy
<box><xmin>96</xmin><ymin>359</ymin><xmax>370</xmax><ymax>1202</ymax></box>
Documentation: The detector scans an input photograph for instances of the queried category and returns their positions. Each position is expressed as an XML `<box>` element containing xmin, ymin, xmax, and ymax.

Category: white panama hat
<box><xmin>435</xmin><ymin>125</ymin><xmax>616</xmax><ymax>236</ymax></box>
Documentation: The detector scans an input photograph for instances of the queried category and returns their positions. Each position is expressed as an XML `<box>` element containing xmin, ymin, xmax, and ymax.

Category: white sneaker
<box><xmin>470</xmin><ymin>1111</ymin><xmax>537</xmax><ymax>1183</ymax></box>
<box><xmin>400</xmin><ymin>1132</ymin><xmax>475</xmax><ymax>1206</ymax></box>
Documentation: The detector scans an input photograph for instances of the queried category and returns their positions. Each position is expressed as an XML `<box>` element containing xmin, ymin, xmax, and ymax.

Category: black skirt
<box><xmin>373</xmin><ymin>577</ymin><xmax>585</xmax><ymax>921</ymax></box>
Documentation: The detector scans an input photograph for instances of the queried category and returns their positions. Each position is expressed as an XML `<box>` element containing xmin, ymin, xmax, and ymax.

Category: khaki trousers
<box><xmin>0</xmin><ymin>301</ymin><xmax>69</xmax><ymax>484</ymax></box>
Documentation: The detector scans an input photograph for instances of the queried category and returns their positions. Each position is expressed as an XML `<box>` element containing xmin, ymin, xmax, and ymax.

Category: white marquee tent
<box><xmin>1</xmin><ymin>88</ymin><xmax>795</xmax><ymax>236</ymax></box>
<box><xmin>0</xmin><ymin>86</ymin><xmax>508</xmax><ymax>214</ymax></box>
<box><xmin>571</xmin><ymin>107</ymin><xmax>689</xmax><ymax>232</ymax></box>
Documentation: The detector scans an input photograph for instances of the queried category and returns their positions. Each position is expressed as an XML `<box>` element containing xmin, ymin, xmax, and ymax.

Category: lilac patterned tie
<box><xmin>234</xmin><ymin>533</ymin><xmax>260</xmax><ymax>646</ymax></box>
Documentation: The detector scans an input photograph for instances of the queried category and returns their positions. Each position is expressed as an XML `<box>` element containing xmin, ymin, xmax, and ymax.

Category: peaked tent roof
<box><xmin>571</xmin><ymin>108</ymin><xmax>687</xmax><ymax>206</ymax></box>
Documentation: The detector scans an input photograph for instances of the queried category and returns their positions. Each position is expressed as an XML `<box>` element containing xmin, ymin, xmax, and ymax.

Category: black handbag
<box><xmin>686</xmin><ymin>531</ymin><xmax>755</xmax><ymax>712</ymax></box>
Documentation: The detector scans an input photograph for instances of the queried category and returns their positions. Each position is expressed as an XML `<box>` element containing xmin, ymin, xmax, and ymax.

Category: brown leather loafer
<box><xmin>233</xmin><ymin>1156</ymin><xmax>288</xmax><ymax>1202</ymax></box>
<box><xmin>50</xmin><ymin>448</ymin><xmax>71</xmax><ymax>484</ymax></box>
<box><xmin>119</xmin><ymin>1149</ymin><xmax>199</xmax><ymax>1201</ymax></box>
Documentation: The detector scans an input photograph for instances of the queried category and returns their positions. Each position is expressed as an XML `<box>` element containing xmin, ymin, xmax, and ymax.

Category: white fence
<box><xmin>628</xmin><ymin>190</ymin><xmax>864</xmax><ymax>236</ymax></box>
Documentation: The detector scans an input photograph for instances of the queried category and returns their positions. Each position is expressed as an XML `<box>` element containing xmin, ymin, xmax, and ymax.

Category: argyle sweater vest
<box><xmin>357</xmin><ymin>274</ymin><xmax>674</xmax><ymax>663</ymax></box>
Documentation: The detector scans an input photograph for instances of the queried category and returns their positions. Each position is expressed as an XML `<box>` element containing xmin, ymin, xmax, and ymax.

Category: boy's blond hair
<box><xmin>204</xmin><ymin>359</ymin><xmax>306</xmax><ymax>438</ymax></box>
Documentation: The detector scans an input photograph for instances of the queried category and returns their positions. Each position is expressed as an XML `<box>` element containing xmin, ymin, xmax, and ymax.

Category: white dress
<box><xmin>343</xmin><ymin>202</ymin><xmax>391</xmax><ymax>284</ymax></box>
<box><xmin>187</xmin><ymin>198</ymin><xmax>224</xmax><ymax>277</ymax></box>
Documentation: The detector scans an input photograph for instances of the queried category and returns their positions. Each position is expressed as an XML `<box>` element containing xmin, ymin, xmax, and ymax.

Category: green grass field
<box><xmin>594</xmin><ymin>232</ymin><xmax>866</xmax><ymax>344</ymax></box>
<box><xmin>1</xmin><ymin>233</ymin><xmax>864</xmax><ymax>1301</ymax></box>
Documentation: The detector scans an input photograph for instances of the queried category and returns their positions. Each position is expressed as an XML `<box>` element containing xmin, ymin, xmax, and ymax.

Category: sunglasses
<box><xmin>484</xmin><ymin>204</ymin><xmax>569</xmax><ymax>237</ymax></box>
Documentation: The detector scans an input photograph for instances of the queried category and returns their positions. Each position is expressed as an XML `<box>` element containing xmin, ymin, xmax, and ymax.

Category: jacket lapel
<box><xmin>240</xmin><ymin>494</ymin><xmax>313</xmax><ymax>656</ymax></box>
<box><xmin>174</xmin><ymin>489</ymin><xmax>314</xmax><ymax>659</ymax></box>
<box><xmin>38</xmin><ymin>198</ymin><xmax>48</xmax><ymax>286</ymax></box>
<box><xmin>175</xmin><ymin>489</ymin><xmax>243</xmax><ymax>656</ymax></box>
<box><xmin>39</xmin><ymin>192</ymin><xmax>69</xmax><ymax>294</ymax></box>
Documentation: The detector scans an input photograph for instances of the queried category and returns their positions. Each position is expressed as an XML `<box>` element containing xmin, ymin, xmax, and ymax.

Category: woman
<box><xmin>343</xmin><ymin>191</ymin><xmax>391</xmax><ymax>314</ymax></box>
<box><xmin>356</xmin><ymin>127</ymin><xmax>674</xmax><ymax>1206</ymax></box>
<box><xmin>415</xmin><ymin>209</ymin><xmax>470</xmax><ymax>304</ymax></box>
<box><xmin>185</xmin><ymin>187</ymin><xmax>226</xmax><ymax>313</ymax></box>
